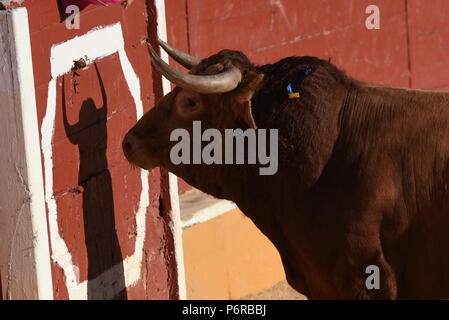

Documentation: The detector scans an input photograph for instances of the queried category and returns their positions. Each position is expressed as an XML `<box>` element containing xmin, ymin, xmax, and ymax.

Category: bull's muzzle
<box><xmin>122</xmin><ymin>131</ymin><xmax>140</xmax><ymax>164</ymax></box>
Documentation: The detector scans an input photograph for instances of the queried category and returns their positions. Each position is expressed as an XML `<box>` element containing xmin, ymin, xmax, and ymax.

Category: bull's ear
<box><xmin>241</xmin><ymin>100</ymin><xmax>258</xmax><ymax>129</ymax></box>
<box><xmin>234</xmin><ymin>71</ymin><xmax>264</xmax><ymax>129</ymax></box>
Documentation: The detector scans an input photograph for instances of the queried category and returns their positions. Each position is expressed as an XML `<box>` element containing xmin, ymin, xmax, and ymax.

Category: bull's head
<box><xmin>122</xmin><ymin>40</ymin><xmax>264</xmax><ymax>175</ymax></box>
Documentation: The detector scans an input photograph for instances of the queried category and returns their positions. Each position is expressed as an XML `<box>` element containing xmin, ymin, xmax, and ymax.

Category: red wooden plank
<box><xmin>15</xmin><ymin>0</ymin><xmax>177</xmax><ymax>299</ymax></box>
<box><xmin>407</xmin><ymin>0</ymin><xmax>449</xmax><ymax>89</ymax></box>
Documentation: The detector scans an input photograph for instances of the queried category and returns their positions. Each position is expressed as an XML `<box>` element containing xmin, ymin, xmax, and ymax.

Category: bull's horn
<box><xmin>148</xmin><ymin>42</ymin><xmax>242</xmax><ymax>94</ymax></box>
<box><xmin>157</xmin><ymin>38</ymin><xmax>201</xmax><ymax>69</ymax></box>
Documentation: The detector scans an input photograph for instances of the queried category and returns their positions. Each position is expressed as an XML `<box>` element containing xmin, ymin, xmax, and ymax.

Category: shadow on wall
<box><xmin>62</xmin><ymin>63</ymin><xmax>126</xmax><ymax>299</ymax></box>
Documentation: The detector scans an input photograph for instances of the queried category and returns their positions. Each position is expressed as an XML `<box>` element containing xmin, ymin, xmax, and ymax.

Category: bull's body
<box><xmin>231</xmin><ymin>57</ymin><xmax>449</xmax><ymax>299</ymax></box>
<box><xmin>124</xmin><ymin>47</ymin><xmax>449</xmax><ymax>299</ymax></box>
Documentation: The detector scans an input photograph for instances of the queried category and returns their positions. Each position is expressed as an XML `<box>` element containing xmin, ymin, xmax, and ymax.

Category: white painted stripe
<box><xmin>181</xmin><ymin>200</ymin><xmax>237</xmax><ymax>229</ymax></box>
<box><xmin>50</xmin><ymin>23</ymin><xmax>124</xmax><ymax>78</ymax></box>
<box><xmin>168</xmin><ymin>172</ymin><xmax>187</xmax><ymax>300</ymax></box>
<box><xmin>0</xmin><ymin>7</ymin><xmax>54</xmax><ymax>300</ymax></box>
<box><xmin>155</xmin><ymin>0</ymin><xmax>172</xmax><ymax>96</ymax></box>
<box><xmin>41</xmin><ymin>23</ymin><xmax>148</xmax><ymax>299</ymax></box>
<box><xmin>155</xmin><ymin>0</ymin><xmax>187</xmax><ymax>300</ymax></box>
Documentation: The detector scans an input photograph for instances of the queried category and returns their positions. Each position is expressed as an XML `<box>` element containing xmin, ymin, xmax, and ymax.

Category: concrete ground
<box><xmin>242</xmin><ymin>280</ymin><xmax>307</xmax><ymax>300</ymax></box>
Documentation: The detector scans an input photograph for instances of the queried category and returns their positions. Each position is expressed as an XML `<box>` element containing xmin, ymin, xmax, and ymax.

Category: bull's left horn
<box><xmin>147</xmin><ymin>42</ymin><xmax>242</xmax><ymax>94</ymax></box>
<box><xmin>158</xmin><ymin>38</ymin><xmax>201</xmax><ymax>70</ymax></box>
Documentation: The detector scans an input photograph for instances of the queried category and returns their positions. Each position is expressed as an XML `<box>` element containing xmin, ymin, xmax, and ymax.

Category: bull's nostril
<box><xmin>123</xmin><ymin>141</ymin><xmax>132</xmax><ymax>153</ymax></box>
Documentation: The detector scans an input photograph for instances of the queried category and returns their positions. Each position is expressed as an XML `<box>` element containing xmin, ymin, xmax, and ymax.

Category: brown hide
<box><xmin>124</xmin><ymin>51</ymin><xmax>449</xmax><ymax>299</ymax></box>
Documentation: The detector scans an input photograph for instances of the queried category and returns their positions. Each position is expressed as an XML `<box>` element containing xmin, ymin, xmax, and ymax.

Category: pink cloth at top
<box><xmin>61</xmin><ymin>0</ymin><xmax>121</xmax><ymax>11</ymax></box>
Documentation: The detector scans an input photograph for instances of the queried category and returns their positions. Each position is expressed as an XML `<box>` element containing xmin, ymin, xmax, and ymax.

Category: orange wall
<box><xmin>183</xmin><ymin>208</ymin><xmax>286</xmax><ymax>299</ymax></box>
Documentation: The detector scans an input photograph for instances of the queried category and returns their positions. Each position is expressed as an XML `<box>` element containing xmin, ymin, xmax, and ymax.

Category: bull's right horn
<box><xmin>147</xmin><ymin>41</ymin><xmax>242</xmax><ymax>94</ymax></box>
<box><xmin>158</xmin><ymin>38</ymin><xmax>201</xmax><ymax>70</ymax></box>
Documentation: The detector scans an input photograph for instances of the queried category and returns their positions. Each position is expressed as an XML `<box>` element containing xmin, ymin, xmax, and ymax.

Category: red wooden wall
<box><xmin>4</xmin><ymin>0</ymin><xmax>178</xmax><ymax>299</ymax></box>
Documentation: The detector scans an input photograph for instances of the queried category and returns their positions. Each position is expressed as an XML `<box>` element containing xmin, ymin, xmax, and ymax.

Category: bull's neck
<box><xmin>168</xmin><ymin>162</ymin><xmax>255</xmax><ymax>206</ymax></box>
<box><xmin>169</xmin><ymin>160</ymin><xmax>284</xmax><ymax>241</ymax></box>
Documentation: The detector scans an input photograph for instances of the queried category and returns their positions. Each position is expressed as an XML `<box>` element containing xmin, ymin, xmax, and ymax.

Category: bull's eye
<box><xmin>175</xmin><ymin>91</ymin><xmax>203</xmax><ymax>117</ymax></box>
<box><xmin>180</xmin><ymin>96</ymin><xmax>200</xmax><ymax>114</ymax></box>
<box><xmin>187</xmin><ymin>98</ymin><xmax>196</xmax><ymax>108</ymax></box>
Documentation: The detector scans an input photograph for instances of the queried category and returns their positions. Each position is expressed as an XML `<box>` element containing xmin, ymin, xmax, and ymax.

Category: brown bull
<box><xmin>122</xmin><ymin>40</ymin><xmax>449</xmax><ymax>299</ymax></box>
